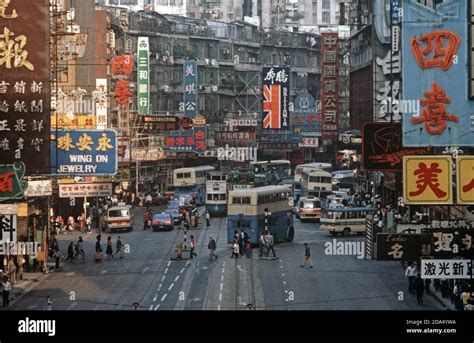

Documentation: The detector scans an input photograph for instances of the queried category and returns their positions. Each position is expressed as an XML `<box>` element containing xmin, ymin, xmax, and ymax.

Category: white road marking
<box><xmin>219</xmin><ymin>293</ymin><xmax>223</xmax><ymax>301</ymax></box>
<box><xmin>158</xmin><ymin>284</ymin><xmax>162</xmax><ymax>291</ymax></box>
<box><xmin>185</xmin><ymin>261</ymin><xmax>191</xmax><ymax>266</ymax></box>
<box><xmin>66</xmin><ymin>272</ymin><xmax>75</xmax><ymax>276</ymax></box>
<box><xmin>149</xmin><ymin>305</ymin><xmax>154</xmax><ymax>311</ymax></box>
<box><xmin>237</xmin><ymin>265</ymin><xmax>244</xmax><ymax>272</ymax></box>
<box><xmin>67</xmin><ymin>302</ymin><xmax>78</xmax><ymax>310</ymax></box>
<box><xmin>154</xmin><ymin>304</ymin><xmax>160</xmax><ymax>310</ymax></box>
<box><xmin>101</xmin><ymin>270</ymin><xmax>107</xmax><ymax>274</ymax></box>
<box><xmin>26</xmin><ymin>304</ymin><xmax>38</xmax><ymax>309</ymax></box>
<box><xmin>180</xmin><ymin>268</ymin><xmax>185</xmax><ymax>274</ymax></box>
<box><xmin>153</xmin><ymin>295</ymin><xmax>158</xmax><ymax>302</ymax></box>
<box><xmin>220</xmin><ymin>283</ymin><xmax>223</xmax><ymax>291</ymax></box>
<box><xmin>217</xmin><ymin>304</ymin><xmax>221</xmax><ymax>310</ymax></box>
<box><xmin>168</xmin><ymin>283</ymin><xmax>175</xmax><ymax>291</ymax></box>
<box><xmin>222</xmin><ymin>262</ymin><xmax>226</xmax><ymax>267</ymax></box>
<box><xmin>280</xmin><ymin>266</ymin><xmax>283</xmax><ymax>269</ymax></box>
<box><xmin>142</xmin><ymin>267</ymin><xmax>149</xmax><ymax>274</ymax></box>
<box><xmin>167</xmin><ymin>261</ymin><xmax>172</xmax><ymax>267</ymax></box>
<box><xmin>174</xmin><ymin>275</ymin><xmax>180</xmax><ymax>282</ymax></box>
<box><xmin>283</xmin><ymin>281</ymin><xmax>287</xmax><ymax>285</ymax></box>
<box><xmin>220</xmin><ymin>275</ymin><xmax>224</xmax><ymax>282</ymax></box>
<box><xmin>282</xmin><ymin>273</ymin><xmax>285</xmax><ymax>277</ymax></box>
<box><xmin>160</xmin><ymin>294</ymin><xmax>168</xmax><ymax>302</ymax></box>
<box><xmin>164</xmin><ymin>268</ymin><xmax>169</xmax><ymax>274</ymax></box>
<box><xmin>161</xmin><ymin>275</ymin><xmax>166</xmax><ymax>282</ymax></box>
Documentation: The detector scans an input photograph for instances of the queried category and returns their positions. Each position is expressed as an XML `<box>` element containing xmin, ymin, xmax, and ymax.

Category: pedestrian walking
<box><xmin>44</xmin><ymin>295</ymin><xmax>52</xmax><ymax>310</ymax></box>
<box><xmin>2</xmin><ymin>276</ymin><xmax>11</xmax><ymax>307</ymax></box>
<box><xmin>205</xmin><ymin>210</ymin><xmax>211</xmax><ymax>227</ymax></box>
<box><xmin>424</xmin><ymin>278</ymin><xmax>432</xmax><ymax>295</ymax></box>
<box><xmin>74</xmin><ymin>237</ymin><xmax>86</xmax><ymax>263</ymax></box>
<box><xmin>115</xmin><ymin>236</ymin><xmax>124</xmax><ymax>258</ymax></box>
<box><xmin>405</xmin><ymin>262</ymin><xmax>417</xmax><ymax>293</ymax></box>
<box><xmin>231</xmin><ymin>239</ymin><xmax>239</xmax><ymax>258</ymax></box>
<box><xmin>54</xmin><ymin>250</ymin><xmax>61</xmax><ymax>271</ymax></box>
<box><xmin>143</xmin><ymin>209</ymin><xmax>152</xmax><ymax>230</ymax></box>
<box><xmin>106</xmin><ymin>236</ymin><xmax>114</xmax><ymax>259</ymax></box>
<box><xmin>414</xmin><ymin>273</ymin><xmax>425</xmax><ymax>305</ymax></box>
<box><xmin>208</xmin><ymin>236</ymin><xmax>217</xmax><ymax>261</ymax></box>
<box><xmin>244</xmin><ymin>241</ymin><xmax>252</xmax><ymax>258</ymax></box>
<box><xmin>300</xmin><ymin>243</ymin><xmax>313</xmax><ymax>268</ymax></box>
<box><xmin>95</xmin><ymin>235</ymin><xmax>103</xmax><ymax>263</ymax></box>
<box><xmin>65</xmin><ymin>241</ymin><xmax>75</xmax><ymax>262</ymax></box>
<box><xmin>258</xmin><ymin>232</ymin><xmax>267</xmax><ymax>257</ymax></box>
<box><xmin>265</xmin><ymin>231</ymin><xmax>276</xmax><ymax>258</ymax></box>
<box><xmin>189</xmin><ymin>235</ymin><xmax>197</xmax><ymax>259</ymax></box>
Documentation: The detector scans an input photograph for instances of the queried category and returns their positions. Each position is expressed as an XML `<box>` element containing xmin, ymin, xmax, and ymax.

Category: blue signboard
<box><xmin>402</xmin><ymin>0</ymin><xmax>474</xmax><ymax>147</ymax></box>
<box><xmin>389</xmin><ymin>0</ymin><xmax>400</xmax><ymax>25</ymax></box>
<box><xmin>291</xmin><ymin>91</ymin><xmax>321</xmax><ymax>134</ymax></box>
<box><xmin>183</xmin><ymin>61</ymin><xmax>198</xmax><ymax>118</ymax></box>
<box><xmin>51</xmin><ymin>130</ymin><xmax>117</xmax><ymax>175</ymax></box>
<box><xmin>259</xmin><ymin>131</ymin><xmax>302</xmax><ymax>144</ymax></box>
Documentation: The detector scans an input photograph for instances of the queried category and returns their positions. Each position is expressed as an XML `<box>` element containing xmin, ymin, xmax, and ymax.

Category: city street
<box><xmin>8</xmin><ymin>207</ymin><xmax>444</xmax><ymax>311</ymax></box>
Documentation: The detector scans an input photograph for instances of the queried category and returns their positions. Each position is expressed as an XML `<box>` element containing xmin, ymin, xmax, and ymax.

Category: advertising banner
<box><xmin>321</xmin><ymin>33</ymin><xmax>339</xmax><ymax>139</ymax></box>
<box><xmin>262</xmin><ymin>66</ymin><xmax>290</xmax><ymax>129</ymax></box>
<box><xmin>137</xmin><ymin>37</ymin><xmax>150</xmax><ymax>115</ymax></box>
<box><xmin>59</xmin><ymin>183</ymin><xmax>113</xmax><ymax>198</ymax></box>
<box><xmin>184</xmin><ymin>61</ymin><xmax>198</xmax><ymax>118</ymax></box>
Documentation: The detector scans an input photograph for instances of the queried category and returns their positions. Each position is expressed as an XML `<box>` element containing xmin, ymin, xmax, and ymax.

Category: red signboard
<box><xmin>321</xmin><ymin>32</ymin><xmax>339</xmax><ymax>140</ymax></box>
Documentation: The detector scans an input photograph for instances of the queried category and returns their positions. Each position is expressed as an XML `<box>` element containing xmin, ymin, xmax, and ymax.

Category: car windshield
<box><xmin>108</xmin><ymin>209</ymin><xmax>128</xmax><ymax>217</ymax></box>
<box><xmin>154</xmin><ymin>214</ymin><xmax>170</xmax><ymax>221</ymax></box>
<box><xmin>303</xmin><ymin>200</ymin><xmax>320</xmax><ymax>209</ymax></box>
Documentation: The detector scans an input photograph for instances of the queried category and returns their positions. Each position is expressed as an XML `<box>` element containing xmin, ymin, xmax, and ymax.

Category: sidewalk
<box><xmin>428</xmin><ymin>284</ymin><xmax>456</xmax><ymax>310</ymax></box>
<box><xmin>0</xmin><ymin>271</ymin><xmax>50</xmax><ymax>310</ymax></box>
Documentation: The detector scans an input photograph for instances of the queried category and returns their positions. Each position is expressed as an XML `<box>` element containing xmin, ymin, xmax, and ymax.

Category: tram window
<box><xmin>177</xmin><ymin>173</ymin><xmax>184</xmax><ymax>178</ymax></box>
<box><xmin>184</xmin><ymin>173</ymin><xmax>191</xmax><ymax>178</ymax></box>
<box><xmin>242</xmin><ymin>197</ymin><xmax>251</xmax><ymax>204</ymax></box>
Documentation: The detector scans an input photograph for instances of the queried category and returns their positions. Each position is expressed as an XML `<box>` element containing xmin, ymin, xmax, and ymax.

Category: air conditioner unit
<box><xmin>159</xmin><ymin>85</ymin><xmax>169</xmax><ymax>92</ymax></box>
<box><xmin>211</xmin><ymin>85</ymin><xmax>218</xmax><ymax>92</ymax></box>
<box><xmin>248</xmin><ymin>57</ymin><xmax>256</xmax><ymax>63</ymax></box>
<box><xmin>211</xmin><ymin>59</ymin><xmax>217</xmax><ymax>66</ymax></box>
<box><xmin>199</xmin><ymin>85</ymin><xmax>206</xmax><ymax>91</ymax></box>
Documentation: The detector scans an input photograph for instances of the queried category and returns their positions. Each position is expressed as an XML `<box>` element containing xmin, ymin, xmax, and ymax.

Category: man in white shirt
<box><xmin>405</xmin><ymin>262</ymin><xmax>418</xmax><ymax>293</ymax></box>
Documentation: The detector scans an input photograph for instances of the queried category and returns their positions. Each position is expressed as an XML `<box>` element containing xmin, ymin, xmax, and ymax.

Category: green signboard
<box><xmin>0</xmin><ymin>162</ymin><xmax>28</xmax><ymax>202</ymax></box>
<box><xmin>137</xmin><ymin>37</ymin><xmax>150</xmax><ymax>115</ymax></box>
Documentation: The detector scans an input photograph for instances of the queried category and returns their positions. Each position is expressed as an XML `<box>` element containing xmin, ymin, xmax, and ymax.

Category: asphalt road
<box><xmin>8</xmin><ymin>207</ymin><xmax>444</xmax><ymax>311</ymax></box>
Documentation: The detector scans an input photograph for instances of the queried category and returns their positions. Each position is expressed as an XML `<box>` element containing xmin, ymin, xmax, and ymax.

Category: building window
<box><xmin>322</xmin><ymin>11</ymin><xmax>330</xmax><ymax>23</ymax></box>
<box><xmin>322</xmin><ymin>0</ymin><xmax>330</xmax><ymax>10</ymax></box>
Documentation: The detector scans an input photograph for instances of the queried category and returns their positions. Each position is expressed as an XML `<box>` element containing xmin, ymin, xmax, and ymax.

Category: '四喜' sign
<box><xmin>51</xmin><ymin>130</ymin><xmax>117</xmax><ymax>175</ymax></box>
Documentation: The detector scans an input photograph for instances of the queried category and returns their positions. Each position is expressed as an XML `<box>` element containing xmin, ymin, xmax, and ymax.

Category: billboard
<box><xmin>0</xmin><ymin>0</ymin><xmax>51</xmax><ymax>174</ymax></box>
<box><xmin>456</xmin><ymin>156</ymin><xmax>474</xmax><ymax>205</ymax></box>
<box><xmin>421</xmin><ymin>228</ymin><xmax>474</xmax><ymax>258</ymax></box>
<box><xmin>262</xmin><ymin>66</ymin><xmax>290</xmax><ymax>129</ymax></box>
<box><xmin>51</xmin><ymin>115</ymin><xmax>96</xmax><ymax>129</ymax></box>
<box><xmin>96</xmin><ymin>79</ymin><xmax>108</xmax><ymax>130</ymax></box>
<box><xmin>59</xmin><ymin>183</ymin><xmax>113</xmax><ymax>198</ymax></box>
<box><xmin>321</xmin><ymin>33</ymin><xmax>339</xmax><ymax>139</ymax></box>
<box><xmin>137</xmin><ymin>37</ymin><xmax>150</xmax><ymax>115</ymax></box>
<box><xmin>164</xmin><ymin>127</ymin><xmax>206</xmax><ymax>154</ymax></box>
<box><xmin>183</xmin><ymin>60</ymin><xmax>198</xmax><ymax>118</ymax></box>
<box><xmin>420</xmin><ymin>259</ymin><xmax>472</xmax><ymax>279</ymax></box>
<box><xmin>0</xmin><ymin>162</ymin><xmax>27</xmax><ymax>202</ymax></box>
<box><xmin>24</xmin><ymin>180</ymin><xmax>52</xmax><ymax>197</ymax></box>
<box><xmin>362</xmin><ymin>122</ymin><xmax>431</xmax><ymax>171</ymax></box>
<box><xmin>402</xmin><ymin>0</ymin><xmax>474</xmax><ymax>146</ymax></box>
<box><xmin>403</xmin><ymin>156</ymin><xmax>452</xmax><ymax>205</ymax></box>
<box><xmin>376</xmin><ymin>233</ymin><xmax>422</xmax><ymax>261</ymax></box>
<box><xmin>291</xmin><ymin>91</ymin><xmax>321</xmax><ymax>134</ymax></box>
<box><xmin>51</xmin><ymin>130</ymin><xmax>117</xmax><ymax>175</ymax></box>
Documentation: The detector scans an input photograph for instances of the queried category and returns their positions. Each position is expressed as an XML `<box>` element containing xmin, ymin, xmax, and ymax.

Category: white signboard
<box><xmin>0</xmin><ymin>242</ymin><xmax>38</xmax><ymax>257</ymax></box>
<box><xmin>96</xmin><ymin>79</ymin><xmax>108</xmax><ymax>130</ymax></box>
<box><xmin>0</xmin><ymin>214</ymin><xmax>17</xmax><ymax>243</ymax></box>
<box><xmin>59</xmin><ymin>183</ymin><xmax>113</xmax><ymax>198</ymax></box>
<box><xmin>131</xmin><ymin>148</ymin><xmax>166</xmax><ymax>161</ymax></box>
<box><xmin>299</xmin><ymin>137</ymin><xmax>319</xmax><ymax>148</ymax></box>
<box><xmin>224</xmin><ymin>118</ymin><xmax>258</xmax><ymax>127</ymax></box>
<box><xmin>0</xmin><ymin>204</ymin><xmax>17</xmax><ymax>215</ymax></box>
<box><xmin>25</xmin><ymin>180</ymin><xmax>53</xmax><ymax>197</ymax></box>
<box><xmin>421</xmin><ymin>259</ymin><xmax>472</xmax><ymax>279</ymax></box>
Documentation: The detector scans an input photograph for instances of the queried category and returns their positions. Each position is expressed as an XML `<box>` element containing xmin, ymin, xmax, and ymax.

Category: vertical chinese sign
<box><xmin>456</xmin><ymin>156</ymin><xmax>474</xmax><ymax>205</ymax></box>
<box><xmin>183</xmin><ymin>60</ymin><xmax>198</xmax><ymax>118</ymax></box>
<box><xmin>137</xmin><ymin>37</ymin><xmax>149</xmax><ymax>115</ymax></box>
<box><xmin>0</xmin><ymin>0</ymin><xmax>50</xmax><ymax>174</ymax></box>
<box><xmin>402</xmin><ymin>0</ymin><xmax>474</xmax><ymax>146</ymax></box>
<box><xmin>403</xmin><ymin>156</ymin><xmax>452</xmax><ymax>205</ymax></box>
<box><xmin>262</xmin><ymin>66</ymin><xmax>290</xmax><ymax>130</ymax></box>
<box><xmin>96</xmin><ymin>79</ymin><xmax>108</xmax><ymax>130</ymax></box>
<box><xmin>321</xmin><ymin>33</ymin><xmax>339</xmax><ymax>140</ymax></box>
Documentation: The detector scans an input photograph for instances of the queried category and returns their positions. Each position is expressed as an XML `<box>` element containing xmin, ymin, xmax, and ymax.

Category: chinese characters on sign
<box><xmin>0</xmin><ymin>161</ymin><xmax>27</xmax><ymax>202</ymax></box>
<box><xmin>50</xmin><ymin>115</ymin><xmax>96</xmax><ymax>129</ymax></box>
<box><xmin>402</xmin><ymin>0</ymin><xmax>474</xmax><ymax>146</ymax></box>
<box><xmin>137</xmin><ymin>37</ymin><xmax>149</xmax><ymax>115</ymax></box>
<box><xmin>403</xmin><ymin>156</ymin><xmax>452</xmax><ymax>205</ymax></box>
<box><xmin>0</xmin><ymin>214</ymin><xmax>16</xmax><ymax>243</ymax></box>
<box><xmin>184</xmin><ymin>60</ymin><xmax>198</xmax><ymax>118</ymax></box>
<box><xmin>321</xmin><ymin>33</ymin><xmax>339</xmax><ymax>139</ymax></box>
<box><xmin>291</xmin><ymin>91</ymin><xmax>321</xmax><ymax>135</ymax></box>
<box><xmin>262</xmin><ymin>66</ymin><xmax>290</xmax><ymax>129</ymax></box>
<box><xmin>376</xmin><ymin>234</ymin><xmax>422</xmax><ymax>261</ymax></box>
<box><xmin>164</xmin><ymin>127</ymin><xmax>206</xmax><ymax>154</ymax></box>
<box><xmin>421</xmin><ymin>259</ymin><xmax>472</xmax><ymax>279</ymax></box>
<box><xmin>111</xmin><ymin>55</ymin><xmax>133</xmax><ymax>76</ymax></box>
<box><xmin>51</xmin><ymin>130</ymin><xmax>117</xmax><ymax>175</ymax></box>
<box><xmin>95</xmin><ymin>79</ymin><xmax>107</xmax><ymax>130</ymax></box>
<box><xmin>0</xmin><ymin>0</ymin><xmax>50</xmax><ymax>174</ymax></box>
<box><xmin>456</xmin><ymin>156</ymin><xmax>474</xmax><ymax>204</ymax></box>
<box><xmin>143</xmin><ymin>116</ymin><xmax>180</xmax><ymax>131</ymax></box>
<box><xmin>24</xmin><ymin>180</ymin><xmax>52</xmax><ymax>197</ymax></box>
<box><xmin>421</xmin><ymin>229</ymin><xmax>473</xmax><ymax>258</ymax></box>
<box><xmin>58</xmin><ymin>183</ymin><xmax>113</xmax><ymax>198</ymax></box>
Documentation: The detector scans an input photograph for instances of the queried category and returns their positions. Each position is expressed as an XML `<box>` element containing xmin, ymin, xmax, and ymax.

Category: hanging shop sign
<box><xmin>51</xmin><ymin>130</ymin><xmax>117</xmax><ymax>175</ymax></box>
<box><xmin>262</xmin><ymin>66</ymin><xmax>290</xmax><ymax>129</ymax></box>
<box><xmin>376</xmin><ymin>233</ymin><xmax>422</xmax><ymax>261</ymax></box>
<box><xmin>131</xmin><ymin>147</ymin><xmax>166</xmax><ymax>161</ymax></box>
<box><xmin>420</xmin><ymin>259</ymin><xmax>472</xmax><ymax>279</ymax></box>
<box><xmin>137</xmin><ymin>37</ymin><xmax>150</xmax><ymax>115</ymax></box>
<box><xmin>0</xmin><ymin>162</ymin><xmax>27</xmax><ymax>202</ymax></box>
<box><xmin>164</xmin><ymin>127</ymin><xmax>206</xmax><ymax>154</ymax></box>
<box><xmin>321</xmin><ymin>33</ymin><xmax>339</xmax><ymax>139</ymax></box>
<box><xmin>456</xmin><ymin>156</ymin><xmax>474</xmax><ymax>205</ymax></box>
<box><xmin>0</xmin><ymin>0</ymin><xmax>51</xmax><ymax>174</ymax></box>
<box><xmin>24</xmin><ymin>180</ymin><xmax>52</xmax><ymax>197</ymax></box>
<box><xmin>183</xmin><ymin>60</ymin><xmax>198</xmax><ymax>118</ymax></box>
<box><xmin>59</xmin><ymin>183</ymin><xmax>113</xmax><ymax>198</ymax></box>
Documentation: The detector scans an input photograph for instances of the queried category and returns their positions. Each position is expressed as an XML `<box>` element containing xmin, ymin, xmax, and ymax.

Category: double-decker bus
<box><xmin>294</xmin><ymin>163</ymin><xmax>332</xmax><ymax>182</ymax></box>
<box><xmin>300</xmin><ymin>169</ymin><xmax>333</xmax><ymax>199</ymax></box>
<box><xmin>320</xmin><ymin>207</ymin><xmax>377</xmax><ymax>236</ymax></box>
<box><xmin>251</xmin><ymin>160</ymin><xmax>292</xmax><ymax>185</ymax></box>
<box><xmin>206</xmin><ymin>171</ymin><xmax>228</xmax><ymax>216</ymax></box>
<box><xmin>173</xmin><ymin>166</ymin><xmax>215</xmax><ymax>206</ymax></box>
<box><xmin>227</xmin><ymin>185</ymin><xmax>294</xmax><ymax>245</ymax></box>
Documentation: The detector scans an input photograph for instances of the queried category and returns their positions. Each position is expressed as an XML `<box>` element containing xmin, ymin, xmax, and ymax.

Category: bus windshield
<box><xmin>302</xmin><ymin>200</ymin><xmax>320</xmax><ymax>209</ymax></box>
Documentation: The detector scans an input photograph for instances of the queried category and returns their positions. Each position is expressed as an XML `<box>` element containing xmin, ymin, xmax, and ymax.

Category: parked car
<box><xmin>151</xmin><ymin>213</ymin><xmax>174</xmax><ymax>231</ymax></box>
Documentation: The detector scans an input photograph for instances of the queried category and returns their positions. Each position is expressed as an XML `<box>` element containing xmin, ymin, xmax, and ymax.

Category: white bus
<box><xmin>294</xmin><ymin>163</ymin><xmax>332</xmax><ymax>182</ymax></box>
<box><xmin>206</xmin><ymin>171</ymin><xmax>228</xmax><ymax>216</ymax></box>
<box><xmin>300</xmin><ymin>169</ymin><xmax>333</xmax><ymax>199</ymax></box>
<box><xmin>227</xmin><ymin>185</ymin><xmax>294</xmax><ymax>244</ymax></box>
<box><xmin>173</xmin><ymin>166</ymin><xmax>215</xmax><ymax>206</ymax></box>
<box><xmin>320</xmin><ymin>207</ymin><xmax>377</xmax><ymax>236</ymax></box>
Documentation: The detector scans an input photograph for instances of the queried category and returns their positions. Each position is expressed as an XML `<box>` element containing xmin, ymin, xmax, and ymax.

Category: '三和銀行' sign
<box><xmin>51</xmin><ymin>130</ymin><xmax>117</xmax><ymax>175</ymax></box>
<box><xmin>137</xmin><ymin>37</ymin><xmax>149</xmax><ymax>115</ymax></box>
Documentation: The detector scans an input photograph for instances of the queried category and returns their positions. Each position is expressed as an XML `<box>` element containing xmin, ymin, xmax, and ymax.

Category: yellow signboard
<box><xmin>51</xmin><ymin>115</ymin><xmax>96</xmax><ymax>129</ymax></box>
<box><xmin>456</xmin><ymin>156</ymin><xmax>474</xmax><ymax>204</ymax></box>
<box><xmin>403</xmin><ymin>155</ymin><xmax>452</xmax><ymax>205</ymax></box>
<box><xmin>17</xmin><ymin>203</ymin><xmax>28</xmax><ymax>217</ymax></box>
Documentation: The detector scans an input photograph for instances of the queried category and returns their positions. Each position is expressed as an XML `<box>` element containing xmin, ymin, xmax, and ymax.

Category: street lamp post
<box><xmin>264</xmin><ymin>208</ymin><xmax>272</xmax><ymax>233</ymax></box>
